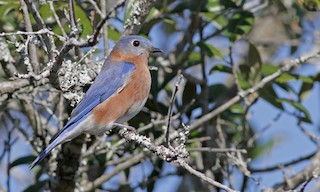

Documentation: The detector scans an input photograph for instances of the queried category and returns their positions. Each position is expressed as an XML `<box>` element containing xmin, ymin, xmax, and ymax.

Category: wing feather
<box><xmin>50</xmin><ymin>61</ymin><xmax>135</xmax><ymax>143</ymax></box>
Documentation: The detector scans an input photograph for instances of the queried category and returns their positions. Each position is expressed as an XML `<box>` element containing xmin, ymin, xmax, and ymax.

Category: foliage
<box><xmin>0</xmin><ymin>0</ymin><xmax>319</xmax><ymax>191</ymax></box>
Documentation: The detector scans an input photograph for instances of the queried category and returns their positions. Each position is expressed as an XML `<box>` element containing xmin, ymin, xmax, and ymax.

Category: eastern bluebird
<box><xmin>30</xmin><ymin>35</ymin><xmax>162</xmax><ymax>169</ymax></box>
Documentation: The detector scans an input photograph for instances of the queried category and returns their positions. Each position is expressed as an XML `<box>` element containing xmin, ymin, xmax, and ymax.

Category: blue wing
<box><xmin>56</xmin><ymin>60</ymin><xmax>135</xmax><ymax>135</ymax></box>
<box><xmin>67</xmin><ymin>61</ymin><xmax>135</xmax><ymax>127</ymax></box>
<box><xmin>29</xmin><ymin>61</ymin><xmax>135</xmax><ymax>169</ymax></box>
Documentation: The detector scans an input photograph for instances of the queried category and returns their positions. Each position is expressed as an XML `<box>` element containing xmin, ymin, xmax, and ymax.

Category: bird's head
<box><xmin>113</xmin><ymin>35</ymin><xmax>163</xmax><ymax>57</ymax></box>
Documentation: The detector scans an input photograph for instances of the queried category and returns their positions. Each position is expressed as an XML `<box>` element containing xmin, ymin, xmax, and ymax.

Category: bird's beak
<box><xmin>150</xmin><ymin>47</ymin><xmax>163</xmax><ymax>54</ymax></box>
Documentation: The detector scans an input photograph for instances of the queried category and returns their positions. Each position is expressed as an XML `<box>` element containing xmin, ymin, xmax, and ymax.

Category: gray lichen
<box><xmin>58</xmin><ymin>59</ymin><xmax>103</xmax><ymax>106</ymax></box>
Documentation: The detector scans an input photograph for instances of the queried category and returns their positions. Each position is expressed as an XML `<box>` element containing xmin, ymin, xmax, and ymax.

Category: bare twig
<box><xmin>68</xmin><ymin>0</ymin><xmax>78</xmax><ymax>37</ymax></box>
<box><xmin>188</xmin><ymin>147</ymin><xmax>247</xmax><ymax>154</ymax></box>
<box><xmin>24</xmin><ymin>0</ymin><xmax>56</xmax><ymax>59</ymax></box>
<box><xmin>0</xmin><ymin>29</ymin><xmax>65</xmax><ymax>40</ymax></box>
<box><xmin>0</xmin><ymin>79</ymin><xmax>35</xmax><ymax>95</ymax></box>
<box><xmin>247</xmin><ymin>112</ymin><xmax>283</xmax><ymax>147</ymax></box>
<box><xmin>272</xmin><ymin>151</ymin><xmax>320</xmax><ymax>191</ymax></box>
<box><xmin>87</xmin><ymin>0</ymin><xmax>126</xmax><ymax>46</ymax></box>
<box><xmin>88</xmin><ymin>0</ymin><xmax>103</xmax><ymax>17</ymax></box>
<box><xmin>250</xmin><ymin>151</ymin><xmax>316</xmax><ymax>173</ymax></box>
<box><xmin>84</xmin><ymin>153</ymin><xmax>145</xmax><ymax>191</ymax></box>
<box><xmin>165</xmin><ymin>71</ymin><xmax>183</xmax><ymax>147</ymax></box>
<box><xmin>177</xmin><ymin>159</ymin><xmax>237</xmax><ymax>192</ymax></box>
<box><xmin>188</xmin><ymin>50</ymin><xmax>320</xmax><ymax>131</ymax></box>
<box><xmin>100</xmin><ymin>0</ymin><xmax>109</xmax><ymax>57</ymax></box>
<box><xmin>298</xmin><ymin>122</ymin><xmax>320</xmax><ymax>145</ymax></box>
<box><xmin>300</xmin><ymin>175</ymin><xmax>316</xmax><ymax>192</ymax></box>
<box><xmin>115</xmin><ymin>124</ymin><xmax>237</xmax><ymax>192</ymax></box>
<box><xmin>86</xmin><ymin>123</ymin><xmax>236</xmax><ymax>192</ymax></box>
<box><xmin>20</xmin><ymin>0</ymin><xmax>39</xmax><ymax>73</ymax></box>
<box><xmin>49</xmin><ymin>1</ymin><xmax>67</xmax><ymax>37</ymax></box>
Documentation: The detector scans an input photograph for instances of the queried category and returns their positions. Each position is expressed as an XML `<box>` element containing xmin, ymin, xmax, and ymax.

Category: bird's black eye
<box><xmin>132</xmin><ymin>40</ymin><xmax>140</xmax><ymax>47</ymax></box>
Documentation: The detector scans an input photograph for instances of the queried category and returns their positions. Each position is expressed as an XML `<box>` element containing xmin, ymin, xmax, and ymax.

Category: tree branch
<box><xmin>269</xmin><ymin>151</ymin><xmax>320</xmax><ymax>191</ymax></box>
<box><xmin>115</xmin><ymin>125</ymin><xmax>237</xmax><ymax>192</ymax></box>
<box><xmin>124</xmin><ymin>0</ymin><xmax>157</xmax><ymax>35</ymax></box>
<box><xmin>187</xmin><ymin>50</ymin><xmax>320</xmax><ymax>132</ymax></box>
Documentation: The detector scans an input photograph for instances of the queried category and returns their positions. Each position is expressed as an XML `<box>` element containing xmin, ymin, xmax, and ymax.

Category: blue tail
<box><xmin>29</xmin><ymin>138</ymin><xmax>61</xmax><ymax>169</ymax></box>
<box><xmin>29</xmin><ymin>112</ymin><xmax>90</xmax><ymax>169</ymax></box>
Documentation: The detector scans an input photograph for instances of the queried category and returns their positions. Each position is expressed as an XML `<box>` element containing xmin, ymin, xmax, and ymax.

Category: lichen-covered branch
<box><xmin>124</xmin><ymin>0</ymin><xmax>157</xmax><ymax>35</ymax></box>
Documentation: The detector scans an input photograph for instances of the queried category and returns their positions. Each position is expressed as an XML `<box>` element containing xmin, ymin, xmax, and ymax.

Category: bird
<box><xmin>30</xmin><ymin>35</ymin><xmax>163</xmax><ymax>169</ymax></box>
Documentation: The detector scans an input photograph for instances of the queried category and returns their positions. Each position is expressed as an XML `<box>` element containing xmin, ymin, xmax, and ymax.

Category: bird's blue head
<box><xmin>113</xmin><ymin>35</ymin><xmax>163</xmax><ymax>56</ymax></box>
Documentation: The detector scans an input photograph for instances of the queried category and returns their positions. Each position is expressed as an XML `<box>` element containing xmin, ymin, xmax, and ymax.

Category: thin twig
<box><xmin>100</xmin><ymin>0</ymin><xmax>109</xmax><ymax>57</ymax></box>
<box><xmin>49</xmin><ymin>1</ymin><xmax>67</xmax><ymax>37</ymax></box>
<box><xmin>273</xmin><ymin>151</ymin><xmax>320</xmax><ymax>190</ymax></box>
<box><xmin>88</xmin><ymin>0</ymin><xmax>126</xmax><ymax>46</ymax></box>
<box><xmin>114</xmin><ymin>124</ymin><xmax>237</xmax><ymax>192</ymax></box>
<box><xmin>249</xmin><ymin>151</ymin><xmax>316</xmax><ymax>173</ymax></box>
<box><xmin>88</xmin><ymin>0</ymin><xmax>103</xmax><ymax>17</ymax></box>
<box><xmin>188</xmin><ymin>147</ymin><xmax>247</xmax><ymax>154</ymax></box>
<box><xmin>177</xmin><ymin>159</ymin><xmax>237</xmax><ymax>192</ymax></box>
<box><xmin>84</xmin><ymin>153</ymin><xmax>145</xmax><ymax>191</ymax></box>
<box><xmin>247</xmin><ymin>112</ymin><xmax>283</xmax><ymax>147</ymax></box>
<box><xmin>188</xmin><ymin>50</ymin><xmax>320</xmax><ymax>131</ymax></box>
<box><xmin>300</xmin><ymin>176</ymin><xmax>315</xmax><ymax>192</ymax></box>
<box><xmin>0</xmin><ymin>29</ymin><xmax>65</xmax><ymax>40</ymax></box>
<box><xmin>20</xmin><ymin>0</ymin><xmax>39</xmax><ymax>73</ymax></box>
<box><xmin>298</xmin><ymin>122</ymin><xmax>320</xmax><ymax>145</ymax></box>
<box><xmin>165</xmin><ymin>71</ymin><xmax>183</xmax><ymax>147</ymax></box>
<box><xmin>24</xmin><ymin>0</ymin><xmax>56</xmax><ymax>58</ymax></box>
<box><xmin>68</xmin><ymin>0</ymin><xmax>78</xmax><ymax>37</ymax></box>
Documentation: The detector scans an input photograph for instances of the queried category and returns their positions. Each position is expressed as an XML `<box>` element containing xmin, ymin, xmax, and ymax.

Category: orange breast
<box><xmin>92</xmin><ymin>54</ymin><xmax>151</xmax><ymax>125</ymax></box>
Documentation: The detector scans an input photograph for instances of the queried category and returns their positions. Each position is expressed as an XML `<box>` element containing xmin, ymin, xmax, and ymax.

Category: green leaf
<box><xmin>210</xmin><ymin>64</ymin><xmax>232</xmax><ymax>74</ymax></box>
<box><xmin>277</xmin><ymin>98</ymin><xmax>312</xmax><ymax>123</ymax></box>
<box><xmin>140</xmin><ymin>18</ymin><xmax>161</xmax><ymax>34</ymax></box>
<box><xmin>298</xmin><ymin>76</ymin><xmax>313</xmax><ymax>83</ymax></box>
<box><xmin>107</xmin><ymin>28</ymin><xmax>122</xmax><ymax>41</ymax></box>
<box><xmin>301</xmin><ymin>0</ymin><xmax>320</xmax><ymax>11</ymax></box>
<box><xmin>10</xmin><ymin>155</ymin><xmax>36</xmax><ymax>168</ymax></box>
<box><xmin>237</xmin><ymin>42</ymin><xmax>263</xmax><ymax>89</ymax></box>
<box><xmin>246</xmin><ymin>42</ymin><xmax>262</xmax><ymax>84</ymax></box>
<box><xmin>299</xmin><ymin>82</ymin><xmax>313</xmax><ymax>100</ymax></box>
<box><xmin>226</xmin><ymin>10</ymin><xmax>254</xmax><ymax>41</ymax></box>
<box><xmin>162</xmin><ymin>18</ymin><xmax>177</xmax><ymax>33</ymax></box>
<box><xmin>181</xmin><ymin>52</ymin><xmax>202</xmax><ymax>68</ymax></box>
<box><xmin>38</xmin><ymin>3</ymin><xmax>51</xmax><ymax>22</ymax></box>
<box><xmin>208</xmin><ymin>84</ymin><xmax>227</xmax><ymax>102</ymax></box>
<box><xmin>237</xmin><ymin>66</ymin><xmax>251</xmax><ymax>90</ymax></box>
<box><xmin>23</xmin><ymin>180</ymin><xmax>48</xmax><ymax>192</ymax></box>
<box><xmin>260</xmin><ymin>84</ymin><xmax>284</xmax><ymax>110</ymax></box>
<box><xmin>229</xmin><ymin>103</ymin><xmax>244</xmax><ymax>114</ymax></box>
<box><xmin>247</xmin><ymin>43</ymin><xmax>262</xmax><ymax>67</ymax></box>
<box><xmin>182</xmin><ymin>81</ymin><xmax>197</xmax><ymax>106</ymax></box>
<box><xmin>249</xmin><ymin>138</ymin><xmax>280</xmax><ymax>159</ymax></box>
<box><xmin>170</xmin><ymin>0</ymin><xmax>209</xmax><ymax>13</ymax></box>
<box><xmin>0</xmin><ymin>2</ymin><xmax>19</xmax><ymax>20</ymax></box>
<box><xmin>219</xmin><ymin>0</ymin><xmax>238</xmax><ymax>8</ymax></box>
<box><xmin>206</xmin><ymin>0</ymin><xmax>221</xmax><ymax>12</ymax></box>
<box><xmin>197</xmin><ymin>41</ymin><xmax>223</xmax><ymax>58</ymax></box>
<box><xmin>276</xmin><ymin>73</ymin><xmax>296</xmax><ymax>83</ymax></box>
<box><xmin>262</xmin><ymin>65</ymin><xmax>313</xmax><ymax>84</ymax></box>
<box><xmin>261</xmin><ymin>63</ymin><xmax>278</xmax><ymax>76</ymax></box>
<box><xmin>188</xmin><ymin>52</ymin><xmax>201</xmax><ymax>63</ymax></box>
<box><xmin>74</xmin><ymin>5</ymin><xmax>93</xmax><ymax>38</ymax></box>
